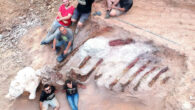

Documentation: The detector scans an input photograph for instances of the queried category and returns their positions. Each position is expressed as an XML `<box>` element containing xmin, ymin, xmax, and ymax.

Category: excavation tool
<box><xmin>133</xmin><ymin>66</ymin><xmax>157</xmax><ymax>91</ymax></box>
<box><xmin>109</xmin><ymin>57</ymin><xmax>140</xmax><ymax>89</ymax></box>
<box><xmin>148</xmin><ymin>67</ymin><xmax>169</xmax><ymax>87</ymax></box>
<box><xmin>79</xmin><ymin>56</ymin><xmax>91</xmax><ymax>69</ymax></box>
<box><xmin>109</xmin><ymin>38</ymin><xmax>134</xmax><ymax>46</ymax></box>
<box><xmin>121</xmin><ymin>60</ymin><xmax>151</xmax><ymax>92</ymax></box>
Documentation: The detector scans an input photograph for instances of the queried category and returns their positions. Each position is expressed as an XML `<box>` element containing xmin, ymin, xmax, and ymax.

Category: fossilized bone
<box><xmin>121</xmin><ymin>60</ymin><xmax>151</xmax><ymax>92</ymax></box>
<box><xmin>109</xmin><ymin>57</ymin><xmax>140</xmax><ymax>89</ymax></box>
<box><xmin>37</xmin><ymin>66</ymin><xmax>64</xmax><ymax>85</ymax></box>
<box><xmin>6</xmin><ymin>67</ymin><xmax>40</xmax><ymax>100</ymax></box>
<box><xmin>79</xmin><ymin>56</ymin><xmax>91</xmax><ymax>69</ymax></box>
<box><xmin>161</xmin><ymin>76</ymin><xmax>170</xmax><ymax>84</ymax></box>
<box><xmin>68</xmin><ymin>59</ymin><xmax>104</xmax><ymax>82</ymax></box>
<box><xmin>109</xmin><ymin>38</ymin><xmax>134</xmax><ymax>46</ymax></box>
<box><xmin>133</xmin><ymin>66</ymin><xmax>157</xmax><ymax>91</ymax></box>
<box><xmin>148</xmin><ymin>67</ymin><xmax>169</xmax><ymax>87</ymax></box>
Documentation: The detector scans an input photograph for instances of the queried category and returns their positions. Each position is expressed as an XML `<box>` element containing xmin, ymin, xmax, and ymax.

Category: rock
<box><xmin>0</xmin><ymin>34</ymin><xmax>3</xmax><ymax>40</ymax></box>
<box><xmin>30</xmin><ymin>0</ymin><xmax>34</xmax><ymax>4</ymax></box>
<box><xmin>182</xmin><ymin>101</ymin><xmax>192</xmax><ymax>110</ymax></box>
<box><xmin>48</xmin><ymin>5</ymin><xmax>52</xmax><ymax>9</ymax></box>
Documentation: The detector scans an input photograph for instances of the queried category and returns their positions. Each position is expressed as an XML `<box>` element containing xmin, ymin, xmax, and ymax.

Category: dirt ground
<box><xmin>0</xmin><ymin>0</ymin><xmax>195</xmax><ymax>110</ymax></box>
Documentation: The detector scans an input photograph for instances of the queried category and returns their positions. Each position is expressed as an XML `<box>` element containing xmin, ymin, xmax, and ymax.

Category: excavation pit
<box><xmin>11</xmin><ymin>21</ymin><xmax>187</xmax><ymax>110</ymax></box>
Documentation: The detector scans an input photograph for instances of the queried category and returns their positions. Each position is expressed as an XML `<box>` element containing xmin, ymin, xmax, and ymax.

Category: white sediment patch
<box><xmin>79</xmin><ymin>37</ymin><xmax>110</xmax><ymax>58</ymax></box>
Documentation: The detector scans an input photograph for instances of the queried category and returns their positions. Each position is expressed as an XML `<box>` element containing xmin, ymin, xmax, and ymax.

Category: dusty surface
<box><xmin>0</xmin><ymin>0</ymin><xmax>195</xmax><ymax>110</ymax></box>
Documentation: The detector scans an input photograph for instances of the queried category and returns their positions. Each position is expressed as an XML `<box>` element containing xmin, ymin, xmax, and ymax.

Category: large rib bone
<box><xmin>69</xmin><ymin>59</ymin><xmax>104</xmax><ymax>82</ymax></box>
<box><xmin>133</xmin><ymin>66</ymin><xmax>157</xmax><ymax>91</ymax></box>
<box><xmin>148</xmin><ymin>67</ymin><xmax>169</xmax><ymax>87</ymax></box>
<box><xmin>121</xmin><ymin>60</ymin><xmax>151</xmax><ymax>92</ymax></box>
<box><xmin>79</xmin><ymin>56</ymin><xmax>91</xmax><ymax>69</ymax></box>
<box><xmin>109</xmin><ymin>57</ymin><xmax>140</xmax><ymax>89</ymax></box>
<box><xmin>109</xmin><ymin>38</ymin><xmax>134</xmax><ymax>46</ymax></box>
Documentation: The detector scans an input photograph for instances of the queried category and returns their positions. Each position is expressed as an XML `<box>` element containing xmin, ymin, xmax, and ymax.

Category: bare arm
<box><xmin>112</xmin><ymin>6</ymin><xmax>125</xmax><ymax>11</ymax></box>
<box><xmin>40</xmin><ymin>102</ymin><xmax>43</xmax><ymax>110</ymax></box>
<box><xmin>113</xmin><ymin>0</ymin><xmax>120</xmax><ymax>6</ymax></box>
<box><xmin>53</xmin><ymin>38</ymin><xmax>56</xmax><ymax>50</ymax></box>
<box><xmin>64</xmin><ymin>41</ymin><xmax>72</xmax><ymax>55</ymax></box>
<box><xmin>77</xmin><ymin>83</ymin><xmax>86</xmax><ymax>89</ymax></box>
<box><xmin>93</xmin><ymin>2</ymin><xmax>97</xmax><ymax>12</ymax></box>
<box><xmin>113</xmin><ymin>6</ymin><xmax>125</xmax><ymax>11</ymax></box>
<box><xmin>58</xmin><ymin>13</ymin><xmax>72</xmax><ymax>21</ymax></box>
<box><xmin>58</xmin><ymin>12</ymin><xmax>63</xmax><ymax>18</ymax></box>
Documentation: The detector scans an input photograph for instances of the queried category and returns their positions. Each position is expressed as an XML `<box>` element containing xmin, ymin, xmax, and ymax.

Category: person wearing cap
<box><xmin>105</xmin><ymin>0</ymin><xmax>133</xmax><ymax>18</ymax></box>
<box><xmin>52</xmin><ymin>26</ymin><xmax>74</xmax><ymax>62</ymax></box>
<box><xmin>39</xmin><ymin>84</ymin><xmax>60</xmax><ymax>110</ymax></box>
<box><xmin>41</xmin><ymin>0</ymin><xmax>74</xmax><ymax>45</ymax></box>
<box><xmin>71</xmin><ymin>0</ymin><xmax>96</xmax><ymax>34</ymax></box>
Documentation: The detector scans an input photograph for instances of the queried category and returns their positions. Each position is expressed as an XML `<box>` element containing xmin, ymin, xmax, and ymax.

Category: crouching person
<box><xmin>41</xmin><ymin>0</ymin><xmax>74</xmax><ymax>45</ymax></box>
<box><xmin>71</xmin><ymin>0</ymin><xmax>96</xmax><ymax>34</ymax></box>
<box><xmin>52</xmin><ymin>26</ymin><xmax>74</xmax><ymax>62</ymax></box>
<box><xmin>64</xmin><ymin>79</ymin><xmax>86</xmax><ymax>110</ymax></box>
<box><xmin>39</xmin><ymin>84</ymin><xmax>60</xmax><ymax>110</ymax></box>
<box><xmin>106</xmin><ymin>0</ymin><xmax>133</xmax><ymax>18</ymax></box>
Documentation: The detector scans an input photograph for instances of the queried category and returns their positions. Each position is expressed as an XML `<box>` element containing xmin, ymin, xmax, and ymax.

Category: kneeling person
<box><xmin>53</xmin><ymin>26</ymin><xmax>74</xmax><ymax>62</ymax></box>
<box><xmin>39</xmin><ymin>84</ymin><xmax>60</xmax><ymax>110</ymax></box>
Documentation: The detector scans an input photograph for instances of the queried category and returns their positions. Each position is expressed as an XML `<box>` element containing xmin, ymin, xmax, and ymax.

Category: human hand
<box><xmin>81</xmin><ymin>85</ymin><xmax>86</xmax><ymax>89</ymax></box>
<box><xmin>64</xmin><ymin>49</ymin><xmax>68</xmax><ymax>55</ymax></box>
<box><xmin>57</xmin><ymin>18</ymin><xmax>61</xmax><ymax>22</ymax></box>
<box><xmin>63</xmin><ymin>20</ymin><xmax>68</xmax><ymax>24</ymax></box>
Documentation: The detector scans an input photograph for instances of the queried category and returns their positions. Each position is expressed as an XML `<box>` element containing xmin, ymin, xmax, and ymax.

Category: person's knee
<box><xmin>54</xmin><ymin>106</ymin><xmax>60</xmax><ymax>110</ymax></box>
<box><xmin>109</xmin><ymin>10</ymin><xmax>117</xmax><ymax>17</ymax></box>
<box><xmin>77</xmin><ymin>22</ymin><xmax>83</xmax><ymax>28</ymax></box>
<box><xmin>42</xmin><ymin>106</ymin><xmax>48</xmax><ymax>110</ymax></box>
<box><xmin>71</xmin><ymin>18</ymin><xmax>76</xmax><ymax>22</ymax></box>
<box><xmin>54</xmin><ymin>102</ymin><xmax>60</xmax><ymax>110</ymax></box>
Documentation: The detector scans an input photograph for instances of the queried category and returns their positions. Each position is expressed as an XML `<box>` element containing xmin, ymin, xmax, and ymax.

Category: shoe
<box><xmin>57</xmin><ymin>54</ymin><xmax>68</xmax><ymax>62</ymax></box>
<box><xmin>93</xmin><ymin>11</ymin><xmax>102</xmax><ymax>16</ymax></box>
<box><xmin>40</xmin><ymin>41</ymin><xmax>48</xmax><ymax>45</ymax></box>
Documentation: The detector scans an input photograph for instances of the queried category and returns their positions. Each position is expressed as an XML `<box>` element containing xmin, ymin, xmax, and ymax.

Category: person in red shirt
<box><xmin>41</xmin><ymin>0</ymin><xmax>74</xmax><ymax>45</ymax></box>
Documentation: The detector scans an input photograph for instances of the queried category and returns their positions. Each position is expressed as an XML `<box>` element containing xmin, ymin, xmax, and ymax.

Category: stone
<box><xmin>0</xmin><ymin>34</ymin><xmax>3</xmax><ymax>40</ymax></box>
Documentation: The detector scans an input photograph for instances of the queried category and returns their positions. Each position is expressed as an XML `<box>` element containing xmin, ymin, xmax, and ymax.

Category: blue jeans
<box><xmin>42</xmin><ymin>20</ymin><xmax>62</xmax><ymax>43</ymax></box>
<box><xmin>56</xmin><ymin>39</ymin><xmax>73</xmax><ymax>62</ymax></box>
<box><xmin>67</xmin><ymin>93</ymin><xmax>79</xmax><ymax>110</ymax></box>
